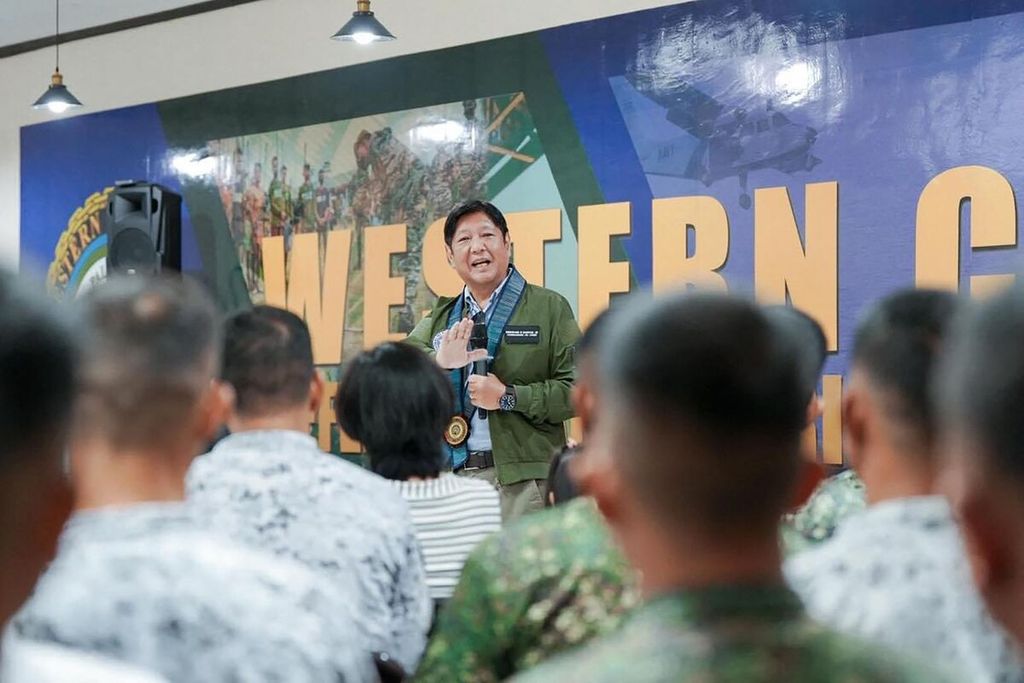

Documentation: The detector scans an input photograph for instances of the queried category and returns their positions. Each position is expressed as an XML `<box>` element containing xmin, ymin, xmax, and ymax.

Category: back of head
<box><xmin>854</xmin><ymin>288</ymin><xmax>958</xmax><ymax>455</ymax></box>
<box><xmin>763</xmin><ymin>306</ymin><xmax>827</xmax><ymax>402</ymax></box>
<box><xmin>939</xmin><ymin>285</ymin><xmax>1024</xmax><ymax>484</ymax></box>
<box><xmin>0</xmin><ymin>271</ymin><xmax>76</xmax><ymax>466</ymax></box>
<box><xmin>336</xmin><ymin>342</ymin><xmax>453</xmax><ymax>479</ymax></box>
<box><xmin>222</xmin><ymin>306</ymin><xmax>314</xmax><ymax>417</ymax></box>
<box><xmin>600</xmin><ymin>292</ymin><xmax>808</xmax><ymax>539</ymax></box>
<box><xmin>0</xmin><ymin>270</ymin><xmax>76</xmax><ymax>623</ymax></box>
<box><xmin>76</xmin><ymin>275</ymin><xmax>220</xmax><ymax>450</ymax></box>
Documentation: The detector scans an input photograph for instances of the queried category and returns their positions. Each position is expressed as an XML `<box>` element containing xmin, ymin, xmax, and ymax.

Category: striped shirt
<box><xmin>392</xmin><ymin>474</ymin><xmax>502</xmax><ymax>600</ymax></box>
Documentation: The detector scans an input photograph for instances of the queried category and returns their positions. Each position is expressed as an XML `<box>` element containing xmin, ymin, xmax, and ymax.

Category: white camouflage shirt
<box><xmin>785</xmin><ymin>495</ymin><xmax>1024</xmax><ymax>683</ymax></box>
<box><xmin>187</xmin><ymin>430</ymin><xmax>431</xmax><ymax>671</ymax></box>
<box><xmin>10</xmin><ymin>502</ymin><xmax>376</xmax><ymax>683</ymax></box>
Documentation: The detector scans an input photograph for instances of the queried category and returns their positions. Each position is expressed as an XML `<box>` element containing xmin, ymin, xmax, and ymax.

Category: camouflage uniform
<box><xmin>509</xmin><ymin>585</ymin><xmax>954</xmax><ymax>683</ymax></box>
<box><xmin>415</xmin><ymin>497</ymin><xmax>639</xmax><ymax>683</ymax></box>
<box><xmin>296</xmin><ymin>176</ymin><xmax>316</xmax><ymax>234</ymax></box>
<box><xmin>781</xmin><ymin>469</ymin><xmax>866</xmax><ymax>555</ymax></box>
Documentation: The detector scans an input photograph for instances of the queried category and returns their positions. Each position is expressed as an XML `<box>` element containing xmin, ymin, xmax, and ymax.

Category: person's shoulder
<box><xmin>799</xmin><ymin>626</ymin><xmax>957</xmax><ymax>682</ymax></box>
<box><xmin>504</xmin><ymin>632</ymin><xmax>628</xmax><ymax>683</ymax></box>
<box><xmin>450</xmin><ymin>473</ymin><xmax>500</xmax><ymax>499</ymax></box>
<box><xmin>478</xmin><ymin>498</ymin><xmax>620</xmax><ymax>573</ymax></box>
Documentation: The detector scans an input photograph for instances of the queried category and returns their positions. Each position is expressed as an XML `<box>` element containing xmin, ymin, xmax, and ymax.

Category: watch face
<box><xmin>500</xmin><ymin>391</ymin><xmax>516</xmax><ymax>411</ymax></box>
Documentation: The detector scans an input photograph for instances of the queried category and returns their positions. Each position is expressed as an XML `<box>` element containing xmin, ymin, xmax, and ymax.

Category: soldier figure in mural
<box><xmin>296</xmin><ymin>162</ymin><xmax>317</xmax><ymax>236</ymax></box>
<box><xmin>242</xmin><ymin>162</ymin><xmax>265</xmax><ymax>293</ymax></box>
<box><xmin>267</xmin><ymin>157</ymin><xmax>290</xmax><ymax>239</ymax></box>
<box><xmin>349</xmin><ymin>101</ymin><xmax>487</xmax><ymax>332</ymax></box>
<box><xmin>230</xmin><ymin>145</ymin><xmax>247</xmax><ymax>243</ymax></box>
<box><xmin>315</xmin><ymin>164</ymin><xmax>335</xmax><ymax>258</ymax></box>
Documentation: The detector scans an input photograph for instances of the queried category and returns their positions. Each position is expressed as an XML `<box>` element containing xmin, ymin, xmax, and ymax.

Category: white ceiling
<box><xmin>0</xmin><ymin>0</ymin><xmax>227</xmax><ymax>50</ymax></box>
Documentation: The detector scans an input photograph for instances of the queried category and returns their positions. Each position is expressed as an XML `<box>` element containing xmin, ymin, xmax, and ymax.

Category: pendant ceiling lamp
<box><xmin>331</xmin><ymin>0</ymin><xmax>395</xmax><ymax>45</ymax></box>
<box><xmin>33</xmin><ymin>0</ymin><xmax>82</xmax><ymax>114</ymax></box>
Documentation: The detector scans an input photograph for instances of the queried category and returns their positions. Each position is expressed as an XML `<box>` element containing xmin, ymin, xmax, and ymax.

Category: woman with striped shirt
<box><xmin>336</xmin><ymin>342</ymin><xmax>501</xmax><ymax>604</ymax></box>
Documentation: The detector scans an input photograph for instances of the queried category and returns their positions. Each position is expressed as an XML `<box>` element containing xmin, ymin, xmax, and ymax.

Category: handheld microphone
<box><xmin>469</xmin><ymin>318</ymin><xmax>489</xmax><ymax>420</ymax></box>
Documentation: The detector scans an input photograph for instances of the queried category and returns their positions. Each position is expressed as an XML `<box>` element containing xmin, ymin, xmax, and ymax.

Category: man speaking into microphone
<box><xmin>407</xmin><ymin>200</ymin><xmax>580</xmax><ymax>519</ymax></box>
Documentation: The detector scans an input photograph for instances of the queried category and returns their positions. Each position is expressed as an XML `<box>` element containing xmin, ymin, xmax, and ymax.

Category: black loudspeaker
<box><xmin>104</xmin><ymin>182</ymin><xmax>182</xmax><ymax>275</ymax></box>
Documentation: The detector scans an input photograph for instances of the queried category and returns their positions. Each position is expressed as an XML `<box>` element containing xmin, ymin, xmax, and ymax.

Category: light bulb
<box><xmin>352</xmin><ymin>32</ymin><xmax>375</xmax><ymax>45</ymax></box>
<box><xmin>47</xmin><ymin>100</ymin><xmax>70</xmax><ymax>114</ymax></box>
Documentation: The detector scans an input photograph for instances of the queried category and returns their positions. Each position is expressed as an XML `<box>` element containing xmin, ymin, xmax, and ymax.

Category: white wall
<box><xmin>0</xmin><ymin>0</ymin><xmax>684</xmax><ymax>268</ymax></box>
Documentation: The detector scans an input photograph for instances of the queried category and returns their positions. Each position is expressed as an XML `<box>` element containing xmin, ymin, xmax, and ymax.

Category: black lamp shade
<box><xmin>33</xmin><ymin>72</ymin><xmax>82</xmax><ymax>113</ymax></box>
<box><xmin>331</xmin><ymin>11</ymin><xmax>395</xmax><ymax>43</ymax></box>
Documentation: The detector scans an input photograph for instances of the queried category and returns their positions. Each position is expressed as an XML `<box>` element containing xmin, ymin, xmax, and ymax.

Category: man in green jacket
<box><xmin>405</xmin><ymin>200</ymin><xmax>580</xmax><ymax>519</ymax></box>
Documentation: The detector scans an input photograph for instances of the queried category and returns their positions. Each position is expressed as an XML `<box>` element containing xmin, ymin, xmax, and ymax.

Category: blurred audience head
<box><xmin>0</xmin><ymin>270</ymin><xmax>76</xmax><ymax>622</ymax></box>
<box><xmin>578</xmin><ymin>292</ymin><xmax>807</xmax><ymax>589</ymax></box>
<box><xmin>572</xmin><ymin>306</ymin><xmax>618</xmax><ymax>439</ymax></box>
<box><xmin>763</xmin><ymin>305</ymin><xmax>829</xmax><ymax>508</ymax></box>
<box><xmin>938</xmin><ymin>285</ymin><xmax>1024</xmax><ymax>646</ymax></box>
<box><xmin>72</xmin><ymin>275</ymin><xmax>229</xmax><ymax>499</ymax></box>
<box><xmin>846</xmin><ymin>289</ymin><xmax>958</xmax><ymax>503</ymax></box>
<box><xmin>221</xmin><ymin>305</ymin><xmax>321</xmax><ymax>431</ymax></box>
<box><xmin>336</xmin><ymin>342</ymin><xmax>453</xmax><ymax>480</ymax></box>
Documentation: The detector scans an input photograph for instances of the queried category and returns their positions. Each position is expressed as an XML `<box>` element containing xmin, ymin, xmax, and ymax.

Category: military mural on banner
<box><xmin>20</xmin><ymin>0</ymin><xmax>1024</xmax><ymax>457</ymax></box>
<box><xmin>207</xmin><ymin>93</ymin><xmax>539</xmax><ymax>357</ymax></box>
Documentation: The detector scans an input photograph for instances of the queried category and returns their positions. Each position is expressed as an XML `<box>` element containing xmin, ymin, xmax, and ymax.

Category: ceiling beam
<box><xmin>0</xmin><ymin>0</ymin><xmax>265</xmax><ymax>59</ymax></box>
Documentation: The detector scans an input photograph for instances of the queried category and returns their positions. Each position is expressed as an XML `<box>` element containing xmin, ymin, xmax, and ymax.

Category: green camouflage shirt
<box><xmin>414</xmin><ymin>498</ymin><xmax>638</xmax><ymax>682</ymax></box>
<box><xmin>781</xmin><ymin>469</ymin><xmax>867</xmax><ymax>555</ymax></box>
<box><xmin>509</xmin><ymin>584</ymin><xmax>955</xmax><ymax>683</ymax></box>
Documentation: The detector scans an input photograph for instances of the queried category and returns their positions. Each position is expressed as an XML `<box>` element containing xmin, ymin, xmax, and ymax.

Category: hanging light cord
<box><xmin>55</xmin><ymin>0</ymin><xmax>60</xmax><ymax>73</ymax></box>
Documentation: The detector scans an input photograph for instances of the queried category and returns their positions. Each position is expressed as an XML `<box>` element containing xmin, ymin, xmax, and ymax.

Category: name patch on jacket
<box><xmin>504</xmin><ymin>326</ymin><xmax>541</xmax><ymax>344</ymax></box>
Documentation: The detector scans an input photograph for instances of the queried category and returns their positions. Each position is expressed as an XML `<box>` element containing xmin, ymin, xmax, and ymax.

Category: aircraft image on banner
<box><xmin>612</xmin><ymin>74</ymin><xmax>820</xmax><ymax>209</ymax></box>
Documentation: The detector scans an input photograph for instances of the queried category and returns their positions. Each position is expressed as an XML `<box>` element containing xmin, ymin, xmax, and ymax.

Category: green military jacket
<box><xmin>509</xmin><ymin>584</ymin><xmax>955</xmax><ymax>683</ymax></box>
<box><xmin>405</xmin><ymin>281</ymin><xmax>580</xmax><ymax>485</ymax></box>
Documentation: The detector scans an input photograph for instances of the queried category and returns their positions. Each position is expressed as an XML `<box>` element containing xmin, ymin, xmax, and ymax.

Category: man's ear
<box><xmin>445</xmin><ymin>243</ymin><xmax>455</xmax><ymax>267</ymax></box>
<box><xmin>309</xmin><ymin>371</ymin><xmax>325</xmax><ymax>414</ymax></box>
<box><xmin>842</xmin><ymin>386</ymin><xmax>867</xmax><ymax>473</ymax></box>
<box><xmin>572</xmin><ymin>442</ymin><xmax>625</xmax><ymax>525</ymax></box>
<box><xmin>197</xmin><ymin>380</ymin><xmax>234</xmax><ymax>443</ymax></box>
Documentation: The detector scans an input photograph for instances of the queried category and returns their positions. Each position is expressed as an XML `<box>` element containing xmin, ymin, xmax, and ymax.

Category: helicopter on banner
<box><xmin>618</xmin><ymin>75</ymin><xmax>821</xmax><ymax>209</ymax></box>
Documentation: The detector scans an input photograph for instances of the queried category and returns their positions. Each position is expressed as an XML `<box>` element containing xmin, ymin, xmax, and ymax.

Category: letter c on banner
<box><xmin>916</xmin><ymin>165</ymin><xmax>1017</xmax><ymax>293</ymax></box>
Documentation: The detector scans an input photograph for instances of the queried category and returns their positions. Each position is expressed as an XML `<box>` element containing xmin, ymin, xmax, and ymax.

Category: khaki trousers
<box><xmin>457</xmin><ymin>467</ymin><xmax>545</xmax><ymax>520</ymax></box>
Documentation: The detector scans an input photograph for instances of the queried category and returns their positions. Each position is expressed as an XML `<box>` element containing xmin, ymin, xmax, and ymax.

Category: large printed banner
<box><xmin>21</xmin><ymin>0</ymin><xmax>1024</xmax><ymax>458</ymax></box>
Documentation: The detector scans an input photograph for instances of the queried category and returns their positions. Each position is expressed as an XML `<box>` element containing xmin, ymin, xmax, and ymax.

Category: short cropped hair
<box><xmin>763</xmin><ymin>306</ymin><xmax>827</xmax><ymax>401</ymax></box>
<box><xmin>854</xmin><ymin>289</ymin><xmax>958</xmax><ymax>454</ymax></box>
<box><xmin>0</xmin><ymin>271</ymin><xmax>76</xmax><ymax>466</ymax></box>
<box><xmin>577</xmin><ymin>305</ymin><xmax>619</xmax><ymax>362</ymax></box>
<box><xmin>336</xmin><ymin>342</ymin><xmax>454</xmax><ymax>480</ymax></box>
<box><xmin>601</xmin><ymin>293</ymin><xmax>808</xmax><ymax>537</ymax></box>
<box><xmin>222</xmin><ymin>306</ymin><xmax>314</xmax><ymax>417</ymax></box>
<box><xmin>76</xmin><ymin>275</ymin><xmax>220</xmax><ymax>449</ymax></box>
<box><xmin>443</xmin><ymin>200</ymin><xmax>509</xmax><ymax>247</ymax></box>
<box><xmin>939</xmin><ymin>285</ymin><xmax>1024</xmax><ymax>482</ymax></box>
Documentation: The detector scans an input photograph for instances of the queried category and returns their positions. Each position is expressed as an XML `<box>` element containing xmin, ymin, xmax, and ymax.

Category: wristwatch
<box><xmin>499</xmin><ymin>385</ymin><xmax>517</xmax><ymax>412</ymax></box>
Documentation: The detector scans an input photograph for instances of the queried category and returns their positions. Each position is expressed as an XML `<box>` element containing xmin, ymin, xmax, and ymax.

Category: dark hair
<box><xmin>222</xmin><ymin>306</ymin><xmax>314</xmax><ymax>417</ymax></box>
<box><xmin>545</xmin><ymin>445</ymin><xmax>580</xmax><ymax>506</ymax></box>
<box><xmin>601</xmin><ymin>292</ymin><xmax>808</xmax><ymax>536</ymax></box>
<box><xmin>938</xmin><ymin>285</ymin><xmax>1024</xmax><ymax>481</ymax></box>
<box><xmin>443</xmin><ymin>200</ymin><xmax>509</xmax><ymax>247</ymax></box>
<box><xmin>336</xmin><ymin>342</ymin><xmax>454</xmax><ymax>480</ymax></box>
<box><xmin>577</xmin><ymin>305</ymin><xmax>619</xmax><ymax>361</ymax></box>
<box><xmin>763</xmin><ymin>306</ymin><xmax>827</xmax><ymax>401</ymax></box>
<box><xmin>76</xmin><ymin>274</ymin><xmax>220</xmax><ymax>449</ymax></box>
<box><xmin>854</xmin><ymin>289</ymin><xmax>958</xmax><ymax>453</ymax></box>
<box><xmin>0</xmin><ymin>271</ymin><xmax>76</xmax><ymax>466</ymax></box>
